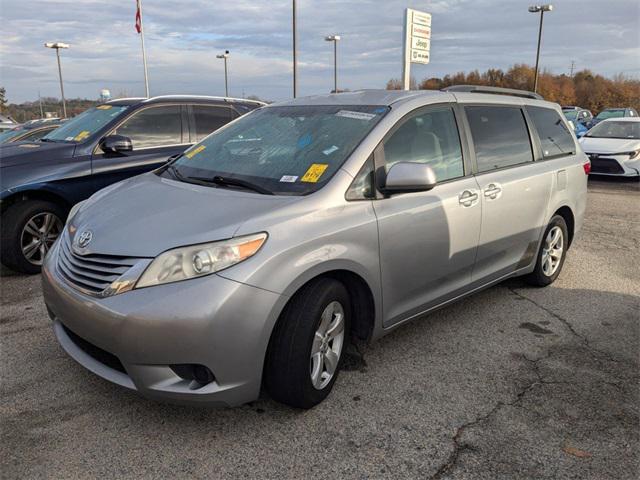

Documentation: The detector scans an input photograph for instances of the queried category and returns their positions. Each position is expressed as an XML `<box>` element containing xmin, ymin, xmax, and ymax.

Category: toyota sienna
<box><xmin>42</xmin><ymin>87</ymin><xmax>588</xmax><ymax>408</ymax></box>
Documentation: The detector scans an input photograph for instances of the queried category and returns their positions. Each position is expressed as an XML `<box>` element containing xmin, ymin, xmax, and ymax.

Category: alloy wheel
<box><xmin>20</xmin><ymin>212</ymin><xmax>63</xmax><ymax>266</ymax></box>
<box><xmin>310</xmin><ymin>301</ymin><xmax>345</xmax><ymax>390</ymax></box>
<box><xmin>541</xmin><ymin>225</ymin><xmax>564</xmax><ymax>277</ymax></box>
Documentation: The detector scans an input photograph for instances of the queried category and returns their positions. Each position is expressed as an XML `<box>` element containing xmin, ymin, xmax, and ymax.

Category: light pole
<box><xmin>325</xmin><ymin>35</ymin><xmax>341</xmax><ymax>93</ymax></box>
<box><xmin>292</xmin><ymin>0</ymin><xmax>298</xmax><ymax>98</ymax></box>
<box><xmin>216</xmin><ymin>50</ymin><xmax>230</xmax><ymax>97</ymax></box>
<box><xmin>528</xmin><ymin>4</ymin><xmax>553</xmax><ymax>93</ymax></box>
<box><xmin>44</xmin><ymin>42</ymin><xmax>69</xmax><ymax>118</ymax></box>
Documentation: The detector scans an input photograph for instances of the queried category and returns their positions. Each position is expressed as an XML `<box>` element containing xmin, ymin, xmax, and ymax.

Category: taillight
<box><xmin>583</xmin><ymin>161</ymin><xmax>591</xmax><ymax>175</ymax></box>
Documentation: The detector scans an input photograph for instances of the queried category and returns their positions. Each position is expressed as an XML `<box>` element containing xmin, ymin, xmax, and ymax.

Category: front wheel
<box><xmin>1</xmin><ymin>200</ymin><xmax>66</xmax><ymax>274</ymax></box>
<box><xmin>525</xmin><ymin>215</ymin><xmax>569</xmax><ymax>287</ymax></box>
<box><xmin>264</xmin><ymin>278</ymin><xmax>350</xmax><ymax>409</ymax></box>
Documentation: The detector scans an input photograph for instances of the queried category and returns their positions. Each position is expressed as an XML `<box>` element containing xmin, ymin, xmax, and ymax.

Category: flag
<box><xmin>135</xmin><ymin>0</ymin><xmax>142</xmax><ymax>34</ymax></box>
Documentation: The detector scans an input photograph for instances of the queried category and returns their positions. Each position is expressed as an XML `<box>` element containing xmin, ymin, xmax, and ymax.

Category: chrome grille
<box><xmin>57</xmin><ymin>232</ymin><xmax>146</xmax><ymax>296</ymax></box>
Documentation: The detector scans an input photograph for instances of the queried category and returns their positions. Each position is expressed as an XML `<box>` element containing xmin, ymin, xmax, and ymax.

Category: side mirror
<box><xmin>100</xmin><ymin>134</ymin><xmax>132</xmax><ymax>154</ymax></box>
<box><xmin>383</xmin><ymin>162</ymin><xmax>437</xmax><ymax>194</ymax></box>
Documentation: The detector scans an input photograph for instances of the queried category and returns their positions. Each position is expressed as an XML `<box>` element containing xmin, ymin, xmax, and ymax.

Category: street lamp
<box><xmin>44</xmin><ymin>42</ymin><xmax>69</xmax><ymax>118</ymax></box>
<box><xmin>216</xmin><ymin>50</ymin><xmax>230</xmax><ymax>97</ymax></box>
<box><xmin>324</xmin><ymin>35</ymin><xmax>341</xmax><ymax>93</ymax></box>
<box><xmin>528</xmin><ymin>4</ymin><xmax>553</xmax><ymax>93</ymax></box>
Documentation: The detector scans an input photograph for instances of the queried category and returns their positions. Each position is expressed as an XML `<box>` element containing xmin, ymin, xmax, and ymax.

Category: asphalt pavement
<box><xmin>1</xmin><ymin>177</ymin><xmax>638</xmax><ymax>479</ymax></box>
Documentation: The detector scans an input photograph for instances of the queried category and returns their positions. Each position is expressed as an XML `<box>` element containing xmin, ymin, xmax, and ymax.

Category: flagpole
<box><xmin>138</xmin><ymin>0</ymin><xmax>150</xmax><ymax>98</ymax></box>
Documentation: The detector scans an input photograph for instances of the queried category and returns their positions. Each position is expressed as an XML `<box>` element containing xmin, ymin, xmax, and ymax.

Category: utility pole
<box><xmin>569</xmin><ymin>60</ymin><xmax>575</xmax><ymax>78</ymax></box>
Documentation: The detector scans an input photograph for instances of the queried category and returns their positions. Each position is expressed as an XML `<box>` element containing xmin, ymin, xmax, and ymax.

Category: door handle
<box><xmin>483</xmin><ymin>183</ymin><xmax>502</xmax><ymax>200</ymax></box>
<box><xmin>458</xmin><ymin>190</ymin><xmax>479</xmax><ymax>207</ymax></box>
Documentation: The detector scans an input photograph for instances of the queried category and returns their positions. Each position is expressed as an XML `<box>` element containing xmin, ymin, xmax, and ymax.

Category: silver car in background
<box><xmin>42</xmin><ymin>87</ymin><xmax>588</xmax><ymax>408</ymax></box>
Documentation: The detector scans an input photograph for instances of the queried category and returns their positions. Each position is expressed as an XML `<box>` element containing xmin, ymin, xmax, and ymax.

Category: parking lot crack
<box><xmin>508</xmin><ymin>287</ymin><xmax>623</xmax><ymax>365</ymax></box>
<box><xmin>429</xmin><ymin>357</ymin><xmax>548</xmax><ymax>480</ymax></box>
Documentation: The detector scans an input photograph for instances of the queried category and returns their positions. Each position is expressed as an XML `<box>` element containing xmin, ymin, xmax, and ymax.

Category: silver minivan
<box><xmin>42</xmin><ymin>87</ymin><xmax>589</xmax><ymax>408</ymax></box>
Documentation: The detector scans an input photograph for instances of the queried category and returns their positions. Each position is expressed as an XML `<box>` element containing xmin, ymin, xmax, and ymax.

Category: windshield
<box><xmin>166</xmin><ymin>105</ymin><xmax>389</xmax><ymax>195</ymax></box>
<box><xmin>586</xmin><ymin>121</ymin><xmax>640</xmax><ymax>139</ymax></box>
<box><xmin>563</xmin><ymin>110</ymin><xmax>578</xmax><ymax>121</ymax></box>
<box><xmin>42</xmin><ymin>105</ymin><xmax>129</xmax><ymax>142</ymax></box>
<box><xmin>595</xmin><ymin>109</ymin><xmax>625</xmax><ymax>120</ymax></box>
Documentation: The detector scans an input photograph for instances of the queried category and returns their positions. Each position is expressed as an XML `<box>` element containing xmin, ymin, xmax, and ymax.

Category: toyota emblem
<box><xmin>77</xmin><ymin>230</ymin><xmax>93</xmax><ymax>248</ymax></box>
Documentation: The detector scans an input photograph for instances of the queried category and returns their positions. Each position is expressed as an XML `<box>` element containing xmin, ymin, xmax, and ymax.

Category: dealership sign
<box><xmin>402</xmin><ymin>8</ymin><xmax>431</xmax><ymax>89</ymax></box>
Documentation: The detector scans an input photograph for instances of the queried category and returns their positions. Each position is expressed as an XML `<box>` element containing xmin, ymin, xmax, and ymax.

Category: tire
<box><xmin>524</xmin><ymin>215</ymin><xmax>569</xmax><ymax>287</ymax></box>
<box><xmin>1</xmin><ymin>199</ymin><xmax>66</xmax><ymax>274</ymax></box>
<box><xmin>264</xmin><ymin>277</ymin><xmax>351</xmax><ymax>409</ymax></box>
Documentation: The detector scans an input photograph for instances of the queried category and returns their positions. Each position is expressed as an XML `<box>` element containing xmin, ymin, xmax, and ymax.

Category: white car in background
<box><xmin>579</xmin><ymin>118</ymin><xmax>640</xmax><ymax>178</ymax></box>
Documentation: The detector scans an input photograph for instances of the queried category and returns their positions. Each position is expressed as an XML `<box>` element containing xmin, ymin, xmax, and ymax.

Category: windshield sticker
<box><xmin>373</xmin><ymin>107</ymin><xmax>387</xmax><ymax>114</ymax></box>
<box><xmin>74</xmin><ymin>130</ymin><xmax>91</xmax><ymax>141</ymax></box>
<box><xmin>297</xmin><ymin>133</ymin><xmax>312</xmax><ymax>149</ymax></box>
<box><xmin>301</xmin><ymin>163</ymin><xmax>329</xmax><ymax>183</ymax></box>
<box><xmin>96</xmin><ymin>105</ymin><xmax>112</xmax><ymax>110</ymax></box>
<box><xmin>184</xmin><ymin>145</ymin><xmax>206</xmax><ymax>159</ymax></box>
<box><xmin>322</xmin><ymin>145</ymin><xmax>339</xmax><ymax>156</ymax></box>
<box><xmin>335</xmin><ymin>110</ymin><xmax>376</xmax><ymax>121</ymax></box>
<box><xmin>279</xmin><ymin>175</ymin><xmax>298</xmax><ymax>183</ymax></box>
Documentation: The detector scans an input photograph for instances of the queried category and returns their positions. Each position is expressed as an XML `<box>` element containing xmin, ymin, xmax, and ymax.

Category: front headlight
<box><xmin>628</xmin><ymin>149</ymin><xmax>640</xmax><ymax>160</ymax></box>
<box><xmin>135</xmin><ymin>233</ymin><xmax>267</xmax><ymax>288</ymax></box>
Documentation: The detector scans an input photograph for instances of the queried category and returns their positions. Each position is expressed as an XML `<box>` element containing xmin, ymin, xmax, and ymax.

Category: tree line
<box><xmin>0</xmin><ymin>96</ymin><xmax>100</xmax><ymax>123</ymax></box>
<box><xmin>386</xmin><ymin>64</ymin><xmax>640</xmax><ymax>114</ymax></box>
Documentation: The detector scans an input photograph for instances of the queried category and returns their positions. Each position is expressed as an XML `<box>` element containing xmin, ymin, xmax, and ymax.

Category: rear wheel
<box><xmin>525</xmin><ymin>215</ymin><xmax>568</xmax><ymax>287</ymax></box>
<box><xmin>1</xmin><ymin>200</ymin><xmax>66</xmax><ymax>274</ymax></box>
<box><xmin>264</xmin><ymin>278</ymin><xmax>350</xmax><ymax>409</ymax></box>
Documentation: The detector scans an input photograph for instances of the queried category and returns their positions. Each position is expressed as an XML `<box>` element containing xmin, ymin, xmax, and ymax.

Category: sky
<box><xmin>1</xmin><ymin>0</ymin><xmax>639</xmax><ymax>103</ymax></box>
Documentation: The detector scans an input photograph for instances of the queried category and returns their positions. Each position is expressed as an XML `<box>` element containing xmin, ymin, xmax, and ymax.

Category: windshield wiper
<box><xmin>189</xmin><ymin>175</ymin><xmax>274</xmax><ymax>195</ymax></box>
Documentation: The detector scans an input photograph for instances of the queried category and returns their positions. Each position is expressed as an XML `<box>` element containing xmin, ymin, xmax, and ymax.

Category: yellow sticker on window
<box><xmin>74</xmin><ymin>130</ymin><xmax>90</xmax><ymax>141</ymax></box>
<box><xmin>184</xmin><ymin>145</ymin><xmax>206</xmax><ymax>159</ymax></box>
<box><xmin>96</xmin><ymin>105</ymin><xmax>112</xmax><ymax>110</ymax></box>
<box><xmin>301</xmin><ymin>163</ymin><xmax>329</xmax><ymax>183</ymax></box>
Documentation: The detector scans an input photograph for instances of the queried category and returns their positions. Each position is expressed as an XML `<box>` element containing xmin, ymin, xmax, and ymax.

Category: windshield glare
<box><xmin>595</xmin><ymin>109</ymin><xmax>625</xmax><ymax>120</ymax></box>
<box><xmin>0</xmin><ymin>128</ymin><xmax>23</xmax><ymax>143</ymax></box>
<box><xmin>43</xmin><ymin>105</ymin><xmax>128</xmax><ymax>142</ymax></box>
<box><xmin>563</xmin><ymin>110</ymin><xmax>578</xmax><ymax>121</ymax></box>
<box><xmin>586</xmin><ymin>121</ymin><xmax>639</xmax><ymax>139</ymax></box>
<box><xmin>169</xmin><ymin>105</ymin><xmax>389</xmax><ymax>195</ymax></box>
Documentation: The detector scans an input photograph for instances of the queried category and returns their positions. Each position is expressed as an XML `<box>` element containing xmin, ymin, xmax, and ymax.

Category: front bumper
<box><xmin>587</xmin><ymin>154</ymin><xmax>640</xmax><ymax>177</ymax></box>
<box><xmin>42</xmin><ymin>240</ymin><xmax>286</xmax><ymax>407</ymax></box>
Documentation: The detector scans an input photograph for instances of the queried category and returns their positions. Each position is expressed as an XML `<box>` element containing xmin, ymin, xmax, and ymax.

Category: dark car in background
<box><xmin>0</xmin><ymin>119</ymin><xmax>63</xmax><ymax>144</ymax></box>
<box><xmin>588</xmin><ymin>107</ymin><xmax>638</xmax><ymax>128</ymax></box>
<box><xmin>1</xmin><ymin>95</ymin><xmax>263</xmax><ymax>273</ymax></box>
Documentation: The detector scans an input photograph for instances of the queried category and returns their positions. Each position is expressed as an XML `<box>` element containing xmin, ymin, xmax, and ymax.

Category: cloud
<box><xmin>1</xmin><ymin>0</ymin><xmax>638</xmax><ymax>103</ymax></box>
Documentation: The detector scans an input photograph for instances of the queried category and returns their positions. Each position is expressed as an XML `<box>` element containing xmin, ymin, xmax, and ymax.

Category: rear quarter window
<box><xmin>527</xmin><ymin>106</ymin><xmax>576</xmax><ymax>158</ymax></box>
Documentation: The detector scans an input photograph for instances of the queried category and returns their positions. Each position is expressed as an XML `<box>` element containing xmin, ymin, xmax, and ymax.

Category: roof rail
<box><xmin>442</xmin><ymin>85</ymin><xmax>543</xmax><ymax>100</ymax></box>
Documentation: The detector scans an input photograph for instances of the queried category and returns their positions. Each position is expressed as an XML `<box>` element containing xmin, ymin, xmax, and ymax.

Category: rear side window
<box><xmin>527</xmin><ymin>106</ymin><xmax>575</xmax><ymax>158</ymax></box>
<box><xmin>116</xmin><ymin>105</ymin><xmax>183</xmax><ymax>149</ymax></box>
<box><xmin>192</xmin><ymin>105</ymin><xmax>233</xmax><ymax>141</ymax></box>
<box><xmin>382</xmin><ymin>107</ymin><xmax>464</xmax><ymax>182</ymax></box>
<box><xmin>465</xmin><ymin>106</ymin><xmax>533</xmax><ymax>173</ymax></box>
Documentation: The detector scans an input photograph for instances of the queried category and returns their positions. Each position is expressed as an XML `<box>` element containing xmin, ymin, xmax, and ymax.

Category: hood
<box><xmin>0</xmin><ymin>141</ymin><xmax>76</xmax><ymax>168</ymax></box>
<box><xmin>579</xmin><ymin>137</ymin><xmax>640</xmax><ymax>154</ymax></box>
<box><xmin>70</xmin><ymin>173</ymin><xmax>299</xmax><ymax>257</ymax></box>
